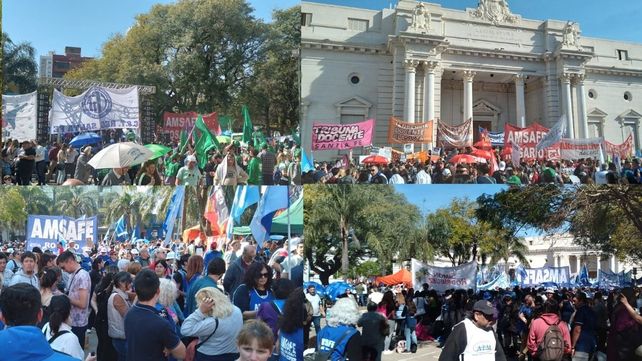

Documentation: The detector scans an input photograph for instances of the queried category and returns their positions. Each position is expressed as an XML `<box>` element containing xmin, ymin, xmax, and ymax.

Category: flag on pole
<box><xmin>204</xmin><ymin>186</ymin><xmax>231</xmax><ymax>235</ymax></box>
<box><xmin>579</xmin><ymin>264</ymin><xmax>591</xmax><ymax>286</ymax></box>
<box><xmin>301</xmin><ymin>150</ymin><xmax>314</xmax><ymax>173</ymax></box>
<box><xmin>163</xmin><ymin>186</ymin><xmax>186</xmax><ymax>245</ymax></box>
<box><xmin>193</xmin><ymin>115</ymin><xmax>220</xmax><ymax>169</ymax></box>
<box><xmin>598</xmin><ymin>143</ymin><xmax>606</xmax><ymax>166</ymax></box>
<box><xmin>242</xmin><ymin>105</ymin><xmax>253</xmax><ymax>144</ymax></box>
<box><xmin>179</xmin><ymin>129</ymin><xmax>188</xmax><ymax>153</ymax></box>
<box><xmin>115</xmin><ymin>215</ymin><xmax>128</xmax><ymax>242</ymax></box>
<box><xmin>511</xmin><ymin>141</ymin><xmax>521</xmax><ymax>168</ymax></box>
<box><xmin>219</xmin><ymin>115</ymin><xmax>233</xmax><ymax>134</ymax></box>
<box><xmin>250</xmin><ymin>187</ymin><xmax>289</xmax><ymax>247</ymax></box>
<box><xmin>536</xmin><ymin>115</ymin><xmax>567</xmax><ymax>151</ymax></box>
<box><xmin>230</xmin><ymin>185</ymin><xmax>261</xmax><ymax>223</ymax></box>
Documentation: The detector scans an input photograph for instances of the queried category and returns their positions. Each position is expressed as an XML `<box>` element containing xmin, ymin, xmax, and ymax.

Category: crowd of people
<box><xmin>0</xmin><ymin>235</ymin><xmax>307</xmax><ymax>361</ymax></box>
<box><xmin>303</xmin><ymin>280</ymin><xmax>642</xmax><ymax>361</ymax></box>
<box><xmin>302</xmin><ymin>148</ymin><xmax>642</xmax><ymax>185</ymax></box>
<box><xmin>0</xmin><ymin>134</ymin><xmax>302</xmax><ymax>187</ymax></box>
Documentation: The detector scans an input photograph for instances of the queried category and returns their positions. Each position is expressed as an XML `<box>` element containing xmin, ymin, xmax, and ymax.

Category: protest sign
<box><xmin>598</xmin><ymin>270</ymin><xmax>633</xmax><ymax>289</ymax></box>
<box><xmin>387</xmin><ymin>117</ymin><xmax>433</xmax><ymax>144</ymax></box>
<box><xmin>559</xmin><ymin>138</ymin><xmax>604</xmax><ymax>160</ymax></box>
<box><xmin>50</xmin><ymin>87</ymin><xmax>139</xmax><ymax>134</ymax></box>
<box><xmin>411</xmin><ymin>259</ymin><xmax>477</xmax><ymax>293</ymax></box>
<box><xmin>520</xmin><ymin>266</ymin><xmax>571</xmax><ymax>287</ymax></box>
<box><xmin>27</xmin><ymin>215</ymin><xmax>98</xmax><ymax>252</ymax></box>
<box><xmin>504</xmin><ymin>123</ymin><xmax>560</xmax><ymax>160</ymax></box>
<box><xmin>2</xmin><ymin>92</ymin><xmax>37</xmax><ymax>141</ymax></box>
<box><xmin>604</xmin><ymin>134</ymin><xmax>634</xmax><ymax>158</ymax></box>
<box><xmin>311</xmin><ymin>119</ymin><xmax>374</xmax><ymax>150</ymax></box>
<box><xmin>161</xmin><ymin>112</ymin><xmax>219</xmax><ymax>140</ymax></box>
<box><xmin>438</xmin><ymin>119</ymin><xmax>473</xmax><ymax>148</ymax></box>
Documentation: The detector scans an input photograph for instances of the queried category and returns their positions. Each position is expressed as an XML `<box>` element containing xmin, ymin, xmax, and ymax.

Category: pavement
<box><xmin>381</xmin><ymin>341</ymin><xmax>442</xmax><ymax>361</ymax></box>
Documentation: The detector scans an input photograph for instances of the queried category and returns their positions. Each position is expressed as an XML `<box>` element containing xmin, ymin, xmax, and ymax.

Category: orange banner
<box><xmin>387</xmin><ymin>117</ymin><xmax>434</xmax><ymax>144</ymax></box>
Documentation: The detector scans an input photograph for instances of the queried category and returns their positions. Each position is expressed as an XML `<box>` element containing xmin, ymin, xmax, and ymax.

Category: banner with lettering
<box><xmin>559</xmin><ymin>138</ymin><xmax>604</xmax><ymax>160</ymax></box>
<box><xmin>504</xmin><ymin>123</ymin><xmax>560</xmax><ymax>160</ymax></box>
<box><xmin>519</xmin><ymin>266</ymin><xmax>571</xmax><ymax>287</ymax></box>
<box><xmin>604</xmin><ymin>134</ymin><xmax>634</xmax><ymax>158</ymax></box>
<box><xmin>387</xmin><ymin>117</ymin><xmax>433</xmax><ymax>144</ymax></box>
<box><xmin>2</xmin><ymin>91</ymin><xmax>37</xmax><ymax>141</ymax></box>
<box><xmin>598</xmin><ymin>270</ymin><xmax>633</xmax><ymax>289</ymax></box>
<box><xmin>438</xmin><ymin>119</ymin><xmax>473</xmax><ymax>148</ymax></box>
<box><xmin>311</xmin><ymin>119</ymin><xmax>374</xmax><ymax>150</ymax></box>
<box><xmin>27</xmin><ymin>215</ymin><xmax>98</xmax><ymax>252</ymax></box>
<box><xmin>411</xmin><ymin>259</ymin><xmax>477</xmax><ymax>293</ymax></box>
<box><xmin>161</xmin><ymin>112</ymin><xmax>219</xmax><ymax>141</ymax></box>
<box><xmin>50</xmin><ymin>87</ymin><xmax>139</xmax><ymax>134</ymax></box>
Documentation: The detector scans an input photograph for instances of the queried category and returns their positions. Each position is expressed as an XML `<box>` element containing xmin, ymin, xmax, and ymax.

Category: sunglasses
<box><xmin>258</xmin><ymin>272</ymin><xmax>269</xmax><ymax>278</ymax></box>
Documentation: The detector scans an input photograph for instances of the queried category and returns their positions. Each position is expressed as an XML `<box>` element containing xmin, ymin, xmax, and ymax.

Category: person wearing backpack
<box><xmin>439</xmin><ymin>299</ymin><xmax>507</xmax><ymax>361</ymax></box>
<box><xmin>42</xmin><ymin>295</ymin><xmax>86</xmax><ymax>360</ymax></box>
<box><xmin>316</xmin><ymin>297</ymin><xmax>362</xmax><ymax>360</ymax></box>
<box><xmin>527</xmin><ymin>298</ymin><xmax>571</xmax><ymax>361</ymax></box>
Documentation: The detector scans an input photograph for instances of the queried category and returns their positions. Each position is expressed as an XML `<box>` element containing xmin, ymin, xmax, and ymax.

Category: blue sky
<box><xmin>308</xmin><ymin>0</ymin><xmax>642</xmax><ymax>44</ymax></box>
<box><xmin>3</xmin><ymin>0</ymin><xmax>299</xmax><ymax>60</ymax></box>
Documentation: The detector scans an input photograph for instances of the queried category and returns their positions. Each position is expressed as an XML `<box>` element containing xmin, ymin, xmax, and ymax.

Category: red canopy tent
<box><xmin>375</xmin><ymin>269</ymin><xmax>413</xmax><ymax>288</ymax></box>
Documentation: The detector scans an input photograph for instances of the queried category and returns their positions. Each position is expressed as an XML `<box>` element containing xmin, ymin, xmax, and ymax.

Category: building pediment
<box><xmin>334</xmin><ymin>96</ymin><xmax>372</xmax><ymax>109</ymax></box>
<box><xmin>617</xmin><ymin>109</ymin><xmax>642</xmax><ymax>120</ymax></box>
<box><xmin>473</xmin><ymin>99</ymin><xmax>502</xmax><ymax>115</ymax></box>
<box><xmin>587</xmin><ymin>108</ymin><xmax>608</xmax><ymax>118</ymax></box>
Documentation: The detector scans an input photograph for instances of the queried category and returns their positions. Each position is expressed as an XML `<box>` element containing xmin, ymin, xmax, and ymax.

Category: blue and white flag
<box><xmin>2</xmin><ymin>91</ymin><xmax>37</xmax><ymax>141</ymax></box>
<box><xmin>231</xmin><ymin>186</ymin><xmax>260</xmax><ymax>223</ymax></box>
<box><xmin>301</xmin><ymin>150</ymin><xmax>314</xmax><ymax>173</ymax></box>
<box><xmin>49</xmin><ymin>86</ymin><xmax>139</xmax><ymax>134</ymax></box>
<box><xmin>115</xmin><ymin>215</ymin><xmax>128</xmax><ymax>241</ymax></box>
<box><xmin>536</xmin><ymin>115</ymin><xmax>567</xmax><ymax>151</ymax></box>
<box><xmin>250</xmin><ymin>187</ymin><xmax>289</xmax><ymax>247</ymax></box>
<box><xmin>163</xmin><ymin>186</ymin><xmax>185</xmax><ymax>245</ymax></box>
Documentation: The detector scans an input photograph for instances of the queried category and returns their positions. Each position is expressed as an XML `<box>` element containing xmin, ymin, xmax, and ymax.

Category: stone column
<box><xmin>463</xmin><ymin>70</ymin><xmax>476</xmax><ymax>122</ymax></box>
<box><xmin>575</xmin><ymin>74</ymin><xmax>589</xmax><ymax>139</ymax></box>
<box><xmin>423</xmin><ymin>61</ymin><xmax>438</xmax><ymax>122</ymax></box>
<box><xmin>405</xmin><ymin>60</ymin><xmax>418</xmax><ymax>122</ymax></box>
<box><xmin>596</xmin><ymin>255</ymin><xmax>601</xmax><ymax>272</ymax></box>
<box><xmin>514</xmin><ymin>74</ymin><xmax>526</xmax><ymax>127</ymax></box>
<box><xmin>610</xmin><ymin>255</ymin><xmax>616</xmax><ymax>272</ymax></box>
<box><xmin>576</xmin><ymin>256</ymin><xmax>581</xmax><ymax>274</ymax></box>
<box><xmin>561</xmin><ymin>73</ymin><xmax>575</xmax><ymax>139</ymax></box>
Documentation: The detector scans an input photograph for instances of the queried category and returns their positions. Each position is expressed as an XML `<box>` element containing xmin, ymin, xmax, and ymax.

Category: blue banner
<box><xmin>27</xmin><ymin>215</ymin><xmax>98</xmax><ymax>252</ymax></box>
<box><xmin>598</xmin><ymin>270</ymin><xmax>632</xmax><ymax>289</ymax></box>
<box><xmin>520</xmin><ymin>266</ymin><xmax>571</xmax><ymax>287</ymax></box>
<box><xmin>163</xmin><ymin>186</ymin><xmax>185</xmax><ymax>245</ymax></box>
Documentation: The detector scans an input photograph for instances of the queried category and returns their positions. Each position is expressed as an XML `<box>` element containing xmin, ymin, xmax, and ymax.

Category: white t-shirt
<box><xmin>305</xmin><ymin>293</ymin><xmax>322</xmax><ymax>316</ymax></box>
<box><xmin>42</xmin><ymin>322</ymin><xmax>85</xmax><ymax>361</ymax></box>
<box><xmin>66</xmin><ymin>149</ymin><xmax>79</xmax><ymax>164</ymax></box>
<box><xmin>595</xmin><ymin>170</ymin><xmax>608</xmax><ymax>184</ymax></box>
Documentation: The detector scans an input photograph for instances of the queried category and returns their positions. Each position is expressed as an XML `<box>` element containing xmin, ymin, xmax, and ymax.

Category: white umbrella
<box><xmin>88</xmin><ymin>142</ymin><xmax>154</xmax><ymax>169</ymax></box>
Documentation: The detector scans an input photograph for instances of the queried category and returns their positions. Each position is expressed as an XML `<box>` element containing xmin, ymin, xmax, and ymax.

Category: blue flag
<box><xmin>115</xmin><ymin>215</ymin><xmax>128</xmax><ymax>241</ymax></box>
<box><xmin>301</xmin><ymin>150</ymin><xmax>314</xmax><ymax>173</ymax></box>
<box><xmin>579</xmin><ymin>264</ymin><xmax>590</xmax><ymax>286</ymax></box>
<box><xmin>250</xmin><ymin>187</ymin><xmax>289</xmax><ymax>247</ymax></box>
<box><xmin>163</xmin><ymin>186</ymin><xmax>186</xmax><ymax>245</ymax></box>
<box><xmin>231</xmin><ymin>186</ymin><xmax>260</xmax><ymax>223</ymax></box>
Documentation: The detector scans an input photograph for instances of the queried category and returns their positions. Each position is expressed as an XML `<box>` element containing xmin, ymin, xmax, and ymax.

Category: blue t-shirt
<box><xmin>317</xmin><ymin>325</ymin><xmax>358</xmax><ymax>361</ymax></box>
<box><xmin>279</xmin><ymin>328</ymin><xmax>304</xmax><ymax>361</ymax></box>
<box><xmin>572</xmin><ymin>304</ymin><xmax>597</xmax><ymax>353</ymax></box>
<box><xmin>125</xmin><ymin>303</ymin><xmax>181</xmax><ymax>361</ymax></box>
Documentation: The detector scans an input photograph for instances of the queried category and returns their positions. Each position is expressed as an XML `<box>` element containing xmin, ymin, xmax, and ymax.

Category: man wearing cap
<box><xmin>175</xmin><ymin>155</ymin><xmax>201</xmax><ymax>186</ymax></box>
<box><xmin>439</xmin><ymin>299</ymin><xmax>507</xmax><ymax>361</ymax></box>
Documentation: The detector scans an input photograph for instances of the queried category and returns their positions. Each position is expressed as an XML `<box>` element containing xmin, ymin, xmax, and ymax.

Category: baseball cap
<box><xmin>499</xmin><ymin>161</ymin><xmax>506</xmax><ymax>171</ymax></box>
<box><xmin>130</xmin><ymin>248</ymin><xmax>139</xmax><ymax>256</ymax></box>
<box><xmin>186</xmin><ymin>155</ymin><xmax>197</xmax><ymax>163</ymax></box>
<box><xmin>166</xmin><ymin>251</ymin><xmax>177</xmax><ymax>260</ymax></box>
<box><xmin>473</xmin><ymin>300</ymin><xmax>495</xmax><ymax>316</ymax></box>
<box><xmin>545</xmin><ymin>287</ymin><xmax>556</xmax><ymax>294</ymax></box>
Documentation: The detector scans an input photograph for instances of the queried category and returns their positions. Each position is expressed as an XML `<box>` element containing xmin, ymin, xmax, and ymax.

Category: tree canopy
<box><xmin>2</xmin><ymin>33</ymin><xmax>38</xmax><ymax>94</ymax></box>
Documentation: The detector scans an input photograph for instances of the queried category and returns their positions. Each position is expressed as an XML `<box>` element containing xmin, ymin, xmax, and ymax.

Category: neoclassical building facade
<box><xmin>301</xmin><ymin>0</ymin><xmax>642</xmax><ymax>160</ymax></box>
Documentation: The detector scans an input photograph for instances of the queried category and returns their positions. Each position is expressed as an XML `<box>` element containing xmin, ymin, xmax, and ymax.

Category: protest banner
<box><xmin>558</xmin><ymin>138</ymin><xmax>604</xmax><ymax>160</ymax></box>
<box><xmin>311</xmin><ymin>119</ymin><xmax>374</xmax><ymax>150</ymax></box>
<box><xmin>519</xmin><ymin>266</ymin><xmax>571</xmax><ymax>287</ymax></box>
<box><xmin>50</xmin><ymin>87</ymin><xmax>140</xmax><ymax>134</ymax></box>
<box><xmin>411</xmin><ymin>259</ymin><xmax>477</xmax><ymax>293</ymax></box>
<box><xmin>2</xmin><ymin>91</ymin><xmax>37</xmax><ymax>141</ymax></box>
<box><xmin>598</xmin><ymin>270</ymin><xmax>633</xmax><ymax>289</ymax></box>
<box><xmin>27</xmin><ymin>215</ymin><xmax>98</xmax><ymax>252</ymax></box>
<box><xmin>604</xmin><ymin>133</ymin><xmax>634</xmax><ymax>158</ymax></box>
<box><xmin>438</xmin><ymin>119</ymin><xmax>473</xmax><ymax>148</ymax></box>
<box><xmin>387</xmin><ymin>117</ymin><xmax>433</xmax><ymax>144</ymax></box>
<box><xmin>161</xmin><ymin>112</ymin><xmax>219</xmax><ymax>140</ymax></box>
<box><xmin>504</xmin><ymin>123</ymin><xmax>560</xmax><ymax>160</ymax></box>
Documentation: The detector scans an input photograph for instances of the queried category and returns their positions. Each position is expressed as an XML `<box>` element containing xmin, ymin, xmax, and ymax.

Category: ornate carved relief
<box><xmin>468</xmin><ymin>0</ymin><xmax>518</xmax><ymax>25</ymax></box>
<box><xmin>404</xmin><ymin>59</ymin><xmax>419</xmax><ymax>72</ymax></box>
<box><xmin>409</xmin><ymin>2</ymin><xmax>432</xmax><ymax>32</ymax></box>
<box><xmin>561</xmin><ymin>22</ymin><xmax>582</xmax><ymax>50</ymax></box>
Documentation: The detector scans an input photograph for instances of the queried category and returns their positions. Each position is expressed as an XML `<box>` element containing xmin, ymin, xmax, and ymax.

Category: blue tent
<box><xmin>303</xmin><ymin>282</ymin><xmax>326</xmax><ymax>297</ymax></box>
<box><xmin>324</xmin><ymin>282</ymin><xmax>355</xmax><ymax>302</ymax></box>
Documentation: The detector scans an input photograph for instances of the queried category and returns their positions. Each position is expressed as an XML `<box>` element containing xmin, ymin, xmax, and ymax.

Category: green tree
<box><xmin>65</xmin><ymin>0</ymin><xmax>273</xmax><ymax>127</ymax></box>
<box><xmin>0</xmin><ymin>188</ymin><xmax>28</xmax><ymax>231</ymax></box>
<box><xmin>2</xmin><ymin>33</ymin><xmax>38</xmax><ymax>94</ymax></box>
<box><xmin>18</xmin><ymin>186</ymin><xmax>53</xmax><ymax>215</ymax></box>
<box><xmin>55</xmin><ymin>187</ymin><xmax>99</xmax><ymax>219</ymax></box>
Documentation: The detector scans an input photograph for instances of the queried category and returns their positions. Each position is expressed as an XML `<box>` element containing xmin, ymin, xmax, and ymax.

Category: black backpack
<box><xmin>537</xmin><ymin>319</ymin><xmax>565</xmax><ymax>361</ymax></box>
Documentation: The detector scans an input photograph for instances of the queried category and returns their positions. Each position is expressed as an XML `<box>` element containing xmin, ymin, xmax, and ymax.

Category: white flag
<box><xmin>511</xmin><ymin>141</ymin><xmax>521</xmax><ymax>168</ymax></box>
<box><xmin>2</xmin><ymin>91</ymin><xmax>37</xmax><ymax>141</ymax></box>
<box><xmin>536</xmin><ymin>115</ymin><xmax>567</xmax><ymax>151</ymax></box>
<box><xmin>49</xmin><ymin>86</ymin><xmax>139</xmax><ymax>134</ymax></box>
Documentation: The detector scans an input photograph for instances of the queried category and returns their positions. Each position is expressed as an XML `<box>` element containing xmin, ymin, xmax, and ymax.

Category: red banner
<box><xmin>504</xmin><ymin>123</ymin><xmax>560</xmax><ymax>160</ymax></box>
<box><xmin>604</xmin><ymin>134</ymin><xmax>634</xmax><ymax>158</ymax></box>
<box><xmin>161</xmin><ymin>112</ymin><xmax>219</xmax><ymax>141</ymax></box>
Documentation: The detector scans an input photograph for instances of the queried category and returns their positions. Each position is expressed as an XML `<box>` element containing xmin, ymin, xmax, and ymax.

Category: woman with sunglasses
<box><xmin>232</xmin><ymin>262</ymin><xmax>274</xmax><ymax>320</ymax></box>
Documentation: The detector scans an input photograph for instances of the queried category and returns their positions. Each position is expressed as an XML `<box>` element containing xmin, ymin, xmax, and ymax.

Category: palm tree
<box><xmin>481</xmin><ymin>230</ymin><xmax>530</xmax><ymax>272</ymax></box>
<box><xmin>17</xmin><ymin>186</ymin><xmax>53</xmax><ymax>215</ymax></box>
<box><xmin>55</xmin><ymin>187</ymin><xmax>99</xmax><ymax>218</ymax></box>
<box><xmin>3</xmin><ymin>33</ymin><xmax>38</xmax><ymax>94</ymax></box>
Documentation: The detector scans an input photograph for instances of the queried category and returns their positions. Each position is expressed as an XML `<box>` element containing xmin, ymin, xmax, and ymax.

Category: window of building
<box><xmin>348</xmin><ymin>18</ymin><xmax>369</xmax><ymax>32</ymax></box>
<box><xmin>301</xmin><ymin>12</ymin><xmax>312</xmax><ymax>27</ymax></box>
<box><xmin>625</xmin><ymin>92</ymin><xmax>633</xmax><ymax>102</ymax></box>
<box><xmin>588</xmin><ymin>89</ymin><xmax>597</xmax><ymax>99</ymax></box>
<box><xmin>54</xmin><ymin>61</ymin><xmax>70</xmax><ymax>70</ymax></box>
<box><xmin>617</xmin><ymin>49</ymin><xmax>629</xmax><ymax>61</ymax></box>
<box><xmin>623</xmin><ymin>118</ymin><xmax>640</xmax><ymax>151</ymax></box>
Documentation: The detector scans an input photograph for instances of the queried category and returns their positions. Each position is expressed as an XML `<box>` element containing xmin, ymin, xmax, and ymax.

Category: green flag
<box><xmin>242</xmin><ymin>105</ymin><xmax>253</xmax><ymax>144</ymax></box>
<box><xmin>193</xmin><ymin>115</ymin><xmax>220</xmax><ymax>169</ymax></box>
<box><xmin>178</xmin><ymin>129</ymin><xmax>188</xmax><ymax>153</ymax></box>
<box><xmin>219</xmin><ymin>115</ymin><xmax>233</xmax><ymax>133</ymax></box>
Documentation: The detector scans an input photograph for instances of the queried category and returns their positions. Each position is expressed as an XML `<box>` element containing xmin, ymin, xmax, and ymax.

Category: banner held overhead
<box><xmin>311</xmin><ymin>119</ymin><xmax>374</xmax><ymax>150</ymax></box>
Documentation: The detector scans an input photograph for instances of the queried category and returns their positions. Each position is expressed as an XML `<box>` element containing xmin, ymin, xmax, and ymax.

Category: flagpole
<box><xmin>286</xmin><ymin>186</ymin><xmax>292</xmax><ymax>280</ymax></box>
